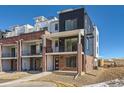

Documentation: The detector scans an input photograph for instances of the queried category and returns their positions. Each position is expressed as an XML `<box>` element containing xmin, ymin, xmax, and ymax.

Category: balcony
<box><xmin>46</xmin><ymin>46</ymin><xmax>77</xmax><ymax>53</ymax></box>
<box><xmin>21</xmin><ymin>51</ymin><xmax>42</xmax><ymax>58</ymax></box>
<box><xmin>46</xmin><ymin>47</ymin><xmax>78</xmax><ymax>56</ymax></box>
<box><xmin>1</xmin><ymin>53</ymin><xmax>17</xmax><ymax>59</ymax></box>
<box><xmin>46</xmin><ymin>44</ymin><xmax>84</xmax><ymax>56</ymax></box>
<box><xmin>2</xmin><ymin>53</ymin><xmax>17</xmax><ymax>57</ymax></box>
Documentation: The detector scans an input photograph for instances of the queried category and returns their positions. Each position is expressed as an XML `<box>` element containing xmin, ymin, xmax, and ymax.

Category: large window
<box><xmin>40</xmin><ymin>43</ymin><xmax>42</xmax><ymax>53</ymax></box>
<box><xmin>11</xmin><ymin>48</ymin><xmax>16</xmax><ymax>57</ymax></box>
<box><xmin>55</xmin><ymin>24</ymin><xmax>58</xmax><ymax>30</ymax></box>
<box><xmin>65</xmin><ymin>38</ymin><xmax>77</xmax><ymax>52</ymax></box>
<box><xmin>65</xmin><ymin>19</ymin><xmax>77</xmax><ymax>31</ymax></box>
<box><xmin>66</xmin><ymin>56</ymin><xmax>76</xmax><ymax>67</ymax></box>
<box><xmin>86</xmin><ymin>38</ymin><xmax>89</xmax><ymax>49</ymax></box>
<box><xmin>55</xmin><ymin>40</ymin><xmax>58</xmax><ymax>47</ymax></box>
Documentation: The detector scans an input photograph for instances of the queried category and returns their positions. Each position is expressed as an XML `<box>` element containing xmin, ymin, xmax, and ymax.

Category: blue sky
<box><xmin>0</xmin><ymin>5</ymin><xmax>123</xmax><ymax>58</ymax></box>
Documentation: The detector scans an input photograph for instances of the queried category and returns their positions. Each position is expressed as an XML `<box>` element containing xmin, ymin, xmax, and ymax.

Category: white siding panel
<box><xmin>47</xmin><ymin>56</ymin><xmax>53</xmax><ymax>71</ymax></box>
<box><xmin>22</xmin><ymin>58</ymin><xmax>30</xmax><ymax>71</ymax></box>
<box><xmin>2</xmin><ymin>60</ymin><xmax>11</xmax><ymax>71</ymax></box>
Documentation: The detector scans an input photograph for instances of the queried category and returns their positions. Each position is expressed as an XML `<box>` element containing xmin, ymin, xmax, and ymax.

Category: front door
<box><xmin>11</xmin><ymin>59</ymin><xmax>17</xmax><ymax>71</ymax></box>
<box><xmin>54</xmin><ymin>56</ymin><xmax>59</xmax><ymax>70</ymax></box>
<box><xmin>30</xmin><ymin>58</ymin><xmax>35</xmax><ymax>70</ymax></box>
<box><xmin>35</xmin><ymin>58</ymin><xmax>41</xmax><ymax>71</ymax></box>
<box><xmin>30</xmin><ymin>58</ymin><xmax>41</xmax><ymax>71</ymax></box>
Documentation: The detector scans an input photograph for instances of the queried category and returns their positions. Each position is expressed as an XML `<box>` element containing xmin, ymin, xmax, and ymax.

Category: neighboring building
<box><xmin>0</xmin><ymin>31</ymin><xmax>6</xmax><ymax>39</ymax></box>
<box><xmin>34</xmin><ymin>16</ymin><xmax>59</xmax><ymax>33</ymax></box>
<box><xmin>0</xmin><ymin>7</ymin><xmax>99</xmax><ymax>75</ymax></box>
<box><xmin>6</xmin><ymin>24</ymin><xmax>34</xmax><ymax>37</ymax></box>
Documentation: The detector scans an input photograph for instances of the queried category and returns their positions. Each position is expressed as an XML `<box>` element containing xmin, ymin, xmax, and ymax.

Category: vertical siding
<box><xmin>59</xmin><ymin>8</ymin><xmax>85</xmax><ymax>32</ymax></box>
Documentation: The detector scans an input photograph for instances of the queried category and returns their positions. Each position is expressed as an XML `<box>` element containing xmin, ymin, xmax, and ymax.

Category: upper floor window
<box><xmin>55</xmin><ymin>40</ymin><xmax>58</xmax><ymax>47</ymax></box>
<box><xmin>65</xmin><ymin>19</ymin><xmax>77</xmax><ymax>31</ymax></box>
<box><xmin>65</xmin><ymin>38</ymin><xmax>77</xmax><ymax>52</ymax></box>
<box><xmin>40</xmin><ymin>43</ymin><xmax>42</xmax><ymax>52</ymax></box>
<box><xmin>55</xmin><ymin>24</ymin><xmax>58</xmax><ymax>30</ymax></box>
<box><xmin>86</xmin><ymin>38</ymin><xmax>89</xmax><ymax>50</ymax></box>
<box><xmin>11</xmin><ymin>48</ymin><xmax>16</xmax><ymax>57</ymax></box>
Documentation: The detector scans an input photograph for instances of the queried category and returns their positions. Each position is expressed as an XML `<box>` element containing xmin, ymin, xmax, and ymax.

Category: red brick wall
<box><xmin>0</xmin><ymin>31</ymin><xmax>46</xmax><ymax>44</ymax></box>
<box><xmin>85</xmin><ymin>55</ymin><xmax>94</xmax><ymax>72</ymax></box>
<box><xmin>58</xmin><ymin>54</ymin><xmax>86</xmax><ymax>71</ymax></box>
<box><xmin>46</xmin><ymin>39</ymin><xmax>52</xmax><ymax>52</ymax></box>
<box><xmin>59</xmin><ymin>55</ymin><xmax>77</xmax><ymax>71</ymax></box>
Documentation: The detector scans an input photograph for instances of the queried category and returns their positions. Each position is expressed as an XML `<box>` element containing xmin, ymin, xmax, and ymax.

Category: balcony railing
<box><xmin>2</xmin><ymin>53</ymin><xmax>17</xmax><ymax>57</ymax></box>
<box><xmin>22</xmin><ymin>52</ymin><xmax>42</xmax><ymax>56</ymax></box>
<box><xmin>46</xmin><ymin>46</ymin><xmax>77</xmax><ymax>53</ymax></box>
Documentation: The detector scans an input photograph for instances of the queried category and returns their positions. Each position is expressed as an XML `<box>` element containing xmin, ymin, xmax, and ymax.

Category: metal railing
<box><xmin>46</xmin><ymin>46</ymin><xmax>77</xmax><ymax>53</ymax></box>
<box><xmin>22</xmin><ymin>52</ymin><xmax>42</xmax><ymax>56</ymax></box>
<box><xmin>2</xmin><ymin>53</ymin><xmax>17</xmax><ymax>57</ymax></box>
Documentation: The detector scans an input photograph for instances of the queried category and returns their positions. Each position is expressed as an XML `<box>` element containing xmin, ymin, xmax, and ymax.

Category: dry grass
<box><xmin>33</xmin><ymin>67</ymin><xmax>124</xmax><ymax>87</ymax></box>
<box><xmin>0</xmin><ymin>72</ymin><xmax>31</xmax><ymax>80</ymax></box>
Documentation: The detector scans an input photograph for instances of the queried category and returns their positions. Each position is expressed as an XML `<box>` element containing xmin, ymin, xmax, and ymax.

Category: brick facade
<box><xmin>0</xmin><ymin>31</ymin><xmax>49</xmax><ymax>72</ymax></box>
<box><xmin>0</xmin><ymin>30</ymin><xmax>95</xmax><ymax>72</ymax></box>
<box><xmin>85</xmin><ymin>55</ymin><xmax>94</xmax><ymax>72</ymax></box>
<box><xmin>0</xmin><ymin>31</ymin><xmax>46</xmax><ymax>44</ymax></box>
<box><xmin>59</xmin><ymin>55</ymin><xmax>77</xmax><ymax>71</ymax></box>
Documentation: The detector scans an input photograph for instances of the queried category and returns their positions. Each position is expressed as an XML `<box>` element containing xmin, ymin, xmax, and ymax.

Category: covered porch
<box><xmin>43</xmin><ymin>29</ymin><xmax>84</xmax><ymax>75</ymax></box>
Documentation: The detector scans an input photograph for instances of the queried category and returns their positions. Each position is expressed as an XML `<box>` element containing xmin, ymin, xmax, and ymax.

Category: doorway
<box><xmin>11</xmin><ymin>59</ymin><xmax>17</xmax><ymax>71</ymax></box>
<box><xmin>54</xmin><ymin>56</ymin><xmax>59</xmax><ymax>70</ymax></box>
<box><xmin>30</xmin><ymin>58</ymin><xmax>41</xmax><ymax>71</ymax></box>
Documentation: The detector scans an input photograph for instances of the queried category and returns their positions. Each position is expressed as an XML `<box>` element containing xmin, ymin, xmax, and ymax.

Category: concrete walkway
<box><xmin>0</xmin><ymin>72</ymin><xmax>53</xmax><ymax>87</ymax></box>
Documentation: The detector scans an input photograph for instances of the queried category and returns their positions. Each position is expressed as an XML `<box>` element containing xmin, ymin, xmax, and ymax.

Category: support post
<box><xmin>17</xmin><ymin>40</ymin><xmax>22</xmax><ymax>71</ymax></box>
<box><xmin>42</xmin><ymin>35</ymin><xmax>47</xmax><ymax>72</ymax></box>
<box><xmin>0</xmin><ymin>44</ymin><xmax>2</xmax><ymax>72</ymax></box>
<box><xmin>77</xmin><ymin>32</ymin><xmax>83</xmax><ymax>76</ymax></box>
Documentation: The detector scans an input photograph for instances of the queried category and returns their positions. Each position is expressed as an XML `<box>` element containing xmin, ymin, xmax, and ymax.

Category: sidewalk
<box><xmin>0</xmin><ymin>72</ymin><xmax>52</xmax><ymax>87</ymax></box>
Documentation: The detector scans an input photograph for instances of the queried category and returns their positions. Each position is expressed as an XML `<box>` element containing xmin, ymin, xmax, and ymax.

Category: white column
<box><xmin>36</xmin><ymin>42</ymin><xmax>40</xmax><ymax>54</ymax></box>
<box><xmin>77</xmin><ymin>32</ymin><xmax>83</xmax><ymax>75</ymax></box>
<box><xmin>78</xmin><ymin>32</ymin><xmax>81</xmax><ymax>44</ymax></box>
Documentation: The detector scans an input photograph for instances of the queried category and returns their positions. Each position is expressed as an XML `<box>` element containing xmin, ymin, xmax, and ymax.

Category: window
<box><xmin>65</xmin><ymin>38</ymin><xmax>77</xmax><ymax>52</ymax></box>
<box><xmin>40</xmin><ymin>44</ymin><xmax>42</xmax><ymax>52</ymax></box>
<box><xmin>86</xmin><ymin>38</ymin><xmax>89</xmax><ymax>49</ymax></box>
<box><xmin>97</xmin><ymin>35</ymin><xmax>99</xmax><ymax>42</ymax></box>
<box><xmin>66</xmin><ymin>56</ymin><xmax>76</xmax><ymax>67</ymax></box>
<box><xmin>40</xmin><ymin>27</ymin><xmax>48</xmax><ymax>31</ymax></box>
<box><xmin>31</xmin><ymin>45</ymin><xmax>36</xmax><ymax>55</ymax></box>
<box><xmin>55</xmin><ymin>24</ymin><xmax>58</xmax><ymax>30</ymax></box>
<box><xmin>97</xmin><ymin>46</ymin><xmax>99</xmax><ymax>54</ymax></box>
<box><xmin>65</xmin><ymin>19</ymin><xmax>77</xmax><ymax>31</ymax></box>
<box><xmin>55</xmin><ymin>40</ymin><xmax>58</xmax><ymax>47</ymax></box>
<box><xmin>11</xmin><ymin>48</ymin><xmax>15</xmax><ymax>57</ymax></box>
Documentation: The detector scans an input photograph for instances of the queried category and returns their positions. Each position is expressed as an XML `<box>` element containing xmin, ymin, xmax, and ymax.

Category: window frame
<box><xmin>55</xmin><ymin>23</ymin><xmax>59</xmax><ymax>31</ymax></box>
<box><xmin>65</xmin><ymin>19</ymin><xmax>77</xmax><ymax>31</ymax></box>
<box><xmin>66</xmin><ymin>56</ymin><xmax>76</xmax><ymax>67</ymax></box>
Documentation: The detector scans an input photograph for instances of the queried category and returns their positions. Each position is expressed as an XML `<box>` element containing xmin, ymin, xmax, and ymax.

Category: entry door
<box><xmin>30</xmin><ymin>58</ymin><xmax>41</xmax><ymax>71</ymax></box>
<box><xmin>54</xmin><ymin>56</ymin><xmax>59</xmax><ymax>70</ymax></box>
<box><xmin>35</xmin><ymin>58</ymin><xmax>41</xmax><ymax>71</ymax></box>
<box><xmin>30</xmin><ymin>58</ymin><xmax>35</xmax><ymax>70</ymax></box>
<box><xmin>11</xmin><ymin>60</ymin><xmax>17</xmax><ymax>71</ymax></box>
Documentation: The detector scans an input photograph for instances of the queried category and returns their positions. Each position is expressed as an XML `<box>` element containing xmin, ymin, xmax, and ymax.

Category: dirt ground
<box><xmin>0</xmin><ymin>72</ymin><xmax>32</xmax><ymax>83</ymax></box>
<box><xmin>33</xmin><ymin>67</ymin><xmax>124</xmax><ymax>87</ymax></box>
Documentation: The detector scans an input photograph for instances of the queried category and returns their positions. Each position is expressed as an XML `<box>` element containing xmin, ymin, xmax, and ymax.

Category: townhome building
<box><xmin>0</xmin><ymin>7</ymin><xmax>99</xmax><ymax>75</ymax></box>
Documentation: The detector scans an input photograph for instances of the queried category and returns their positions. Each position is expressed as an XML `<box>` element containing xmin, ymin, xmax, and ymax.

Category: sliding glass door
<box><xmin>65</xmin><ymin>38</ymin><xmax>77</xmax><ymax>52</ymax></box>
